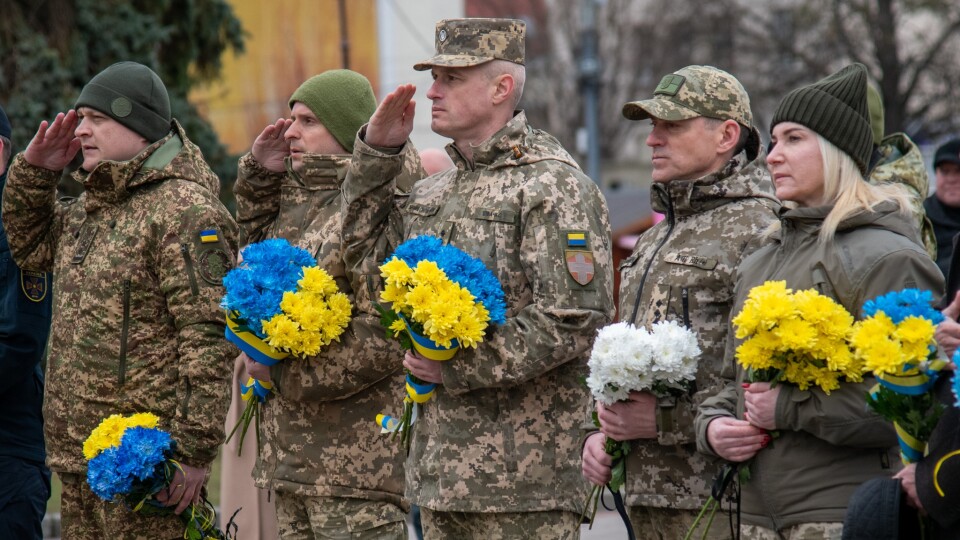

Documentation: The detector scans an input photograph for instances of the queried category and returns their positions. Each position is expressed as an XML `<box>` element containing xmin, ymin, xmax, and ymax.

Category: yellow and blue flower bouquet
<box><xmin>850</xmin><ymin>288</ymin><xmax>947</xmax><ymax>464</ymax></box>
<box><xmin>84</xmin><ymin>413</ymin><xmax>236</xmax><ymax>539</ymax></box>
<box><xmin>375</xmin><ymin>235</ymin><xmax>506</xmax><ymax>449</ymax></box>
<box><xmin>221</xmin><ymin>238</ymin><xmax>352</xmax><ymax>454</ymax></box>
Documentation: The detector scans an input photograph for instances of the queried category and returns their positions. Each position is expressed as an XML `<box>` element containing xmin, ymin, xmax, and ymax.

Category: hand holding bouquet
<box><xmin>221</xmin><ymin>238</ymin><xmax>352</xmax><ymax>454</ymax></box>
<box><xmin>850</xmin><ymin>289</ymin><xmax>947</xmax><ymax>464</ymax></box>
<box><xmin>582</xmin><ymin>320</ymin><xmax>701</xmax><ymax>528</ymax></box>
<box><xmin>84</xmin><ymin>413</ymin><xmax>235</xmax><ymax>539</ymax></box>
<box><xmin>375</xmin><ymin>235</ymin><xmax>506</xmax><ymax>450</ymax></box>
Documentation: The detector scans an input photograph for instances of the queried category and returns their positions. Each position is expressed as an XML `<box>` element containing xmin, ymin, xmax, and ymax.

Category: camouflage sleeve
<box><xmin>271</xmin><ymin>309</ymin><xmax>404</xmax><ymax>402</ymax></box>
<box><xmin>234</xmin><ymin>152</ymin><xmax>285</xmax><ymax>246</ymax></box>
<box><xmin>694</xmin><ymin>380</ymin><xmax>739</xmax><ymax>457</ymax></box>
<box><xmin>441</xmin><ymin>170</ymin><xmax>616</xmax><ymax>392</ymax></box>
<box><xmin>1</xmin><ymin>154</ymin><xmax>65</xmax><ymax>271</ymax></box>
<box><xmin>340</xmin><ymin>133</ymin><xmax>421</xmax><ymax>300</ymax></box>
<box><xmin>155</xmin><ymin>184</ymin><xmax>238</xmax><ymax>466</ymax></box>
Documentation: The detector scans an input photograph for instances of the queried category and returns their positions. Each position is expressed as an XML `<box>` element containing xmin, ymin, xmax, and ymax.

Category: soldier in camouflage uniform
<box><xmin>234</xmin><ymin>69</ymin><xmax>420</xmax><ymax>539</ymax></box>
<box><xmin>1</xmin><ymin>62</ymin><xmax>237</xmax><ymax>539</ymax></box>
<box><xmin>339</xmin><ymin>18</ymin><xmax>615</xmax><ymax>539</ymax></box>
<box><xmin>865</xmin><ymin>83</ymin><xmax>936</xmax><ymax>259</ymax></box>
<box><xmin>580</xmin><ymin>66</ymin><xmax>779</xmax><ymax>539</ymax></box>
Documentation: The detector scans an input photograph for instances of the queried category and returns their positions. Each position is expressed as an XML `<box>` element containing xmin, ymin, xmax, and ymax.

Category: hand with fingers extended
<box><xmin>251</xmin><ymin>118</ymin><xmax>292</xmax><ymax>173</ymax></box>
<box><xmin>155</xmin><ymin>462</ymin><xmax>206</xmax><ymax>515</ymax></box>
<box><xmin>706</xmin><ymin>416</ymin><xmax>769</xmax><ymax>462</ymax></box>
<box><xmin>365</xmin><ymin>84</ymin><xmax>417</xmax><ymax>149</ymax></box>
<box><xmin>596</xmin><ymin>390</ymin><xmax>657</xmax><ymax>441</ymax></box>
<box><xmin>23</xmin><ymin>110</ymin><xmax>82</xmax><ymax>171</ymax></box>
<box><xmin>581</xmin><ymin>432</ymin><xmax>613</xmax><ymax>486</ymax></box>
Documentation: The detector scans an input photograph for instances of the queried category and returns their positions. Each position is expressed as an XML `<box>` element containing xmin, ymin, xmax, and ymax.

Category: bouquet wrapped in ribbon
<box><xmin>375</xmin><ymin>235</ymin><xmax>506</xmax><ymax>449</ymax></box>
<box><xmin>221</xmin><ymin>238</ymin><xmax>352</xmax><ymax>454</ymax></box>
<box><xmin>84</xmin><ymin>413</ymin><xmax>235</xmax><ymax>539</ymax></box>
<box><xmin>849</xmin><ymin>289</ymin><xmax>947</xmax><ymax>464</ymax></box>
<box><xmin>732</xmin><ymin>280</ymin><xmax>860</xmax><ymax>393</ymax></box>
<box><xmin>582</xmin><ymin>320</ymin><xmax>701</xmax><ymax>530</ymax></box>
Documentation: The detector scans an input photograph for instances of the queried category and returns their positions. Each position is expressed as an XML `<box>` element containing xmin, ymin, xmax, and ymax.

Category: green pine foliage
<box><xmin>0</xmin><ymin>0</ymin><xmax>245</xmax><ymax>210</ymax></box>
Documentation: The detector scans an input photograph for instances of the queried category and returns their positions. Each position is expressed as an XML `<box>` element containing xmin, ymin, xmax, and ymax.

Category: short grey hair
<box><xmin>483</xmin><ymin>60</ymin><xmax>526</xmax><ymax>109</ymax></box>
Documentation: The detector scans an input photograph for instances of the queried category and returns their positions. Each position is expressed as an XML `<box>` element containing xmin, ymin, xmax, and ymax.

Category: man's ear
<box><xmin>716</xmin><ymin>119</ymin><xmax>741</xmax><ymax>155</ymax></box>
<box><xmin>491</xmin><ymin>73</ymin><xmax>515</xmax><ymax>106</ymax></box>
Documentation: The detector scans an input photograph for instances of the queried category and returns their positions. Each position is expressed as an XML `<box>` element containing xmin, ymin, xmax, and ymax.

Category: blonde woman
<box><xmin>694</xmin><ymin>64</ymin><xmax>944</xmax><ymax>539</ymax></box>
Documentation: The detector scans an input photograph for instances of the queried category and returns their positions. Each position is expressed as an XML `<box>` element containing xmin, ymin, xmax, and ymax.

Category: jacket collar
<box><xmin>447</xmin><ymin>111</ymin><xmax>581</xmax><ymax>172</ymax></box>
<box><xmin>284</xmin><ymin>153</ymin><xmax>350</xmax><ymax>189</ymax></box>
<box><xmin>650</xmin><ymin>146</ymin><xmax>776</xmax><ymax>217</ymax></box>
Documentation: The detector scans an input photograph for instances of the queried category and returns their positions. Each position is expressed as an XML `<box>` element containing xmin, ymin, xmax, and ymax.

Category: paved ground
<box><xmin>405</xmin><ymin>507</ymin><xmax>631</xmax><ymax>539</ymax></box>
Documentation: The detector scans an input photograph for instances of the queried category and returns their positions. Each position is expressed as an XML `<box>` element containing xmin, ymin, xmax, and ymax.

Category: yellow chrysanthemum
<box><xmin>83</xmin><ymin>412</ymin><xmax>159</xmax><ymax>460</ymax></box>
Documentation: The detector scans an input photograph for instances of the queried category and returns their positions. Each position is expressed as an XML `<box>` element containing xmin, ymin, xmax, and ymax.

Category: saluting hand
<box><xmin>365</xmin><ymin>84</ymin><xmax>417</xmax><ymax>149</ymax></box>
<box><xmin>251</xmin><ymin>118</ymin><xmax>292</xmax><ymax>173</ymax></box>
<box><xmin>23</xmin><ymin>110</ymin><xmax>81</xmax><ymax>171</ymax></box>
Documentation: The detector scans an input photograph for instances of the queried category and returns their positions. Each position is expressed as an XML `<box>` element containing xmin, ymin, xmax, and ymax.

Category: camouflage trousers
<box><xmin>627</xmin><ymin>506</ymin><xmax>734</xmax><ymax>540</ymax></box>
<box><xmin>274</xmin><ymin>492</ymin><xmax>407</xmax><ymax>539</ymax></box>
<box><xmin>419</xmin><ymin>508</ymin><xmax>581</xmax><ymax>539</ymax></box>
<box><xmin>59</xmin><ymin>472</ymin><xmax>186</xmax><ymax>540</ymax></box>
<box><xmin>740</xmin><ymin>522</ymin><xmax>843</xmax><ymax>540</ymax></box>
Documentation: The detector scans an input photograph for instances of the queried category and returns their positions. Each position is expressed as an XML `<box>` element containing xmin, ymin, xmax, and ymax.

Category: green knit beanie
<box><xmin>75</xmin><ymin>61</ymin><xmax>172</xmax><ymax>143</ymax></box>
<box><xmin>866</xmin><ymin>83</ymin><xmax>885</xmax><ymax>146</ymax></box>
<box><xmin>288</xmin><ymin>70</ymin><xmax>376</xmax><ymax>154</ymax></box>
<box><xmin>771</xmin><ymin>63</ymin><xmax>873</xmax><ymax>175</ymax></box>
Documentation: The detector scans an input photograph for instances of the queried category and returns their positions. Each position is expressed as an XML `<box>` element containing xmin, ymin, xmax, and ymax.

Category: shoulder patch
<box><xmin>197</xmin><ymin>248</ymin><xmax>232</xmax><ymax>285</ymax></box>
<box><xmin>565</xmin><ymin>250</ymin><xmax>595</xmax><ymax>285</ymax></box>
<box><xmin>199</xmin><ymin>229</ymin><xmax>220</xmax><ymax>243</ymax></box>
<box><xmin>21</xmin><ymin>270</ymin><xmax>49</xmax><ymax>302</ymax></box>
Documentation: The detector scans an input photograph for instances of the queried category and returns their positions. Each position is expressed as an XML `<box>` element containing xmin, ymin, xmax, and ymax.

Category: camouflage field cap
<box><xmin>413</xmin><ymin>18</ymin><xmax>525</xmax><ymax>71</ymax></box>
<box><xmin>622</xmin><ymin>65</ymin><xmax>754</xmax><ymax>127</ymax></box>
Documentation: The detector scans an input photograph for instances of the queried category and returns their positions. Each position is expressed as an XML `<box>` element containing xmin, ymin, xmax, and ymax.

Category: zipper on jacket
<box><xmin>181</xmin><ymin>378</ymin><xmax>192</xmax><ymax>419</ymax></box>
<box><xmin>118</xmin><ymin>279</ymin><xmax>131</xmax><ymax>386</ymax></box>
<box><xmin>180</xmin><ymin>244</ymin><xmax>200</xmax><ymax>295</ymax></box>
<box><xmin>628</xmin><ymin>185</ymin><xmax>676</xmax><ymax>323</ymax></box>
<box><xmin>681</xmin><ymin>287</ymin><xmax>691</xmax><ymax>328</ymax></box>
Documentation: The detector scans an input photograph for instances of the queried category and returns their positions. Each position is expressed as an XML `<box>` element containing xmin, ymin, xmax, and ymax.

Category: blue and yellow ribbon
<box><xmin>405</xmin><ymin>374</ymin><xmax>436</xmax><ymax>403</ymax></box>
<box><xmin>402</xmin><ymin>316</ymin><xmax>459</xmax><ymax>361</ymax></box>
<box><xmin>240</xmin><ymin>377</ymin><xmax>272</xmax><ymax>403</ymax></box>
<box><xmin>225</xmin><ymin>314</ymin><xmax>288</xmax><ymax>366</ymax></box>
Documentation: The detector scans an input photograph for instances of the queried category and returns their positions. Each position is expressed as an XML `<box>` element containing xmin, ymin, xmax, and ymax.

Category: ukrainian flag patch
<box><xmin>199</xmin><ymin>229</ymin><xmax>219</xmax><ymax>243</ymax></box>
<box><xmin>566</xmin><ymin>232</ymin><xmax>587</xmax><ymax>248</ymax></box>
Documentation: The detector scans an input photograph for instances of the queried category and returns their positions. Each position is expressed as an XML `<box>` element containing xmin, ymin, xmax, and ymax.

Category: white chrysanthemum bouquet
<box><xmin>582</xmin><ymin>320</ymin><xmax>701</xmax><ymax>526</ymax></box>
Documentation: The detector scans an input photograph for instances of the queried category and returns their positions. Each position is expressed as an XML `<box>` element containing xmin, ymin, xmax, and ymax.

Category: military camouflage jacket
<box><xmin>234</xmin><ymin>152</ymin><xmax>419</xmax><ymax>508</ymax></box>
<box><xmin>341</xmin><ymin>112</ymin><xmax>615</xmax><ymax>513</ymax></box>
<box><xmin>869</xmin><ymin>132</ymin><xmax>936</xmax><ymax>259</ymax></box>
<box><xmin>616</xmin><ymin>146</ymin><xmax>778</xmax><ymax>510</ymax></box>
<box><xmin>1</xmin><ymin>122</ymin><xmax>237</xmax><ymax>475</ymax></box>
<box><xmin>696</xmin><ymin>202</ymin><xmax>943</xmax><ymax>530</ymax></box>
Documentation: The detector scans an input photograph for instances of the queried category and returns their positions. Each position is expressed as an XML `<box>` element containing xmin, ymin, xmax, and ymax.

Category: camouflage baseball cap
<box><xmin>622</xmin><ymin>65</ymin><xmax>754</xmax><ymax>127</ymax></box>
<box><xmin>413</xmin><ymin>18</ymin><xmax>525</xmax><ymax>71</ymax></box>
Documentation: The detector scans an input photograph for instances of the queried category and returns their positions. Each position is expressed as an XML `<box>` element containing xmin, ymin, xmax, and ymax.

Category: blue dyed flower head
<box><xmin>86</xmin><ymin>426</ymin><xmax>174</xmax><ymax>501</ymax></box>
<box><xmin>387</xmin><ymin>235</ymin><xmax>507</xmax><ymax>324</ymax></box>
<box><xmin>863</xmin><ymin>289</ymin><xmax>944</xmax><ymax>325</ymax></box>
<box><xmin>221</xmin><ymin>239</ymin><xmax>316</xmax><ymax>335</ymax></box>
<box><xmin>951</xmin><ymin>357</ymin><xmax>960</xmax><ymax>408</ymax></box>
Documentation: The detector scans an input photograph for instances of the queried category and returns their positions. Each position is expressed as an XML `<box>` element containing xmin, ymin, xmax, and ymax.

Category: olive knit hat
<box><xmin>75</xmin><ymin>61</ymin><xmax>172</xmax><ymax>143</ymax></box>
<box><xmin>771</xmin><ymin>63</ymin><xmax>873</xmax><ymax>175</ymax></box>
<box><xmin>288</xmin><ymin>70</ymin><xmax>376</xmax><ymax>154</ymax></box>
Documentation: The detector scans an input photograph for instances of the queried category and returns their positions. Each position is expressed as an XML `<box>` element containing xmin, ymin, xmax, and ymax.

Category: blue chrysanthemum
<box><xmin>389</xmin><ymin>235</ymin><xmax>507</xmax><ymax>324</ymax></box>
<box><xmin>221</xmin><ymin>239</ymin><xmax>316</xmax><ymax>335</ymax></box>
<box><xmin>863</xmin><ymin>289</ymin><xmax>944</xmax><ymax>325</ymax></box>
<box><xmin>951</xmin><ymin>366</ymin><xmax>960</xmax><ymax>408</ymax></box>
<box><xmin>86</xmin><ymin>426</ymin><xmax>174</xmax><ymax>501</ymax></box>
